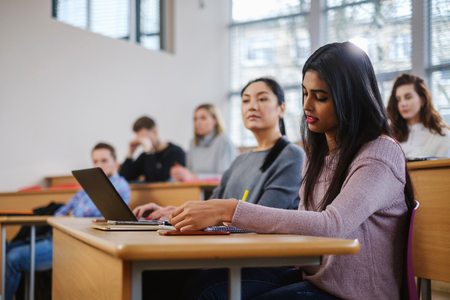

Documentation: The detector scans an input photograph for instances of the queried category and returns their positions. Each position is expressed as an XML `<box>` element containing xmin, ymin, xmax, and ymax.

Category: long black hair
<box><xmin>300</xmin><ymin>42</ymin><xmax>415</xmax><ymax>213</ymax></box>
<box><xmin>241</xmin><ymin>77</ymin><xmax>286</xmax><ymax>136</ymax></box>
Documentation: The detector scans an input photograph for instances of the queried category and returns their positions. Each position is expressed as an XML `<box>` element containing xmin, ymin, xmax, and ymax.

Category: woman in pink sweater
<box><xmin>170</xmin><ymin>42</ymin><xmax>416</xmax><ymax>300</ymax></box>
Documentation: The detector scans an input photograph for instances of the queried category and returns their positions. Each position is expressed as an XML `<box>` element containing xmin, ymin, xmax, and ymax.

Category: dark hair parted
<box><xmin>133</xmin><ymin>116</ymin><xmax>156</xmax><ymax>132</ymax></box>
<box><xmin>240</xmin><ymin>77</ymin><xmax>286</xmax><ymax>136</ymax></box>
<box><xmin>300</xmin><ymin>42</ymin><xmax>415</xmax><ymax>213</ymax></box>
<box><xmin>386</xmin><ymin>73</ymin><xmax>450</xmax><ymax>142</ymax></box>
<box><xmin>92</xmin><ymin>142</ymin><xmax>117</xmax><ymax>161</ymax></box>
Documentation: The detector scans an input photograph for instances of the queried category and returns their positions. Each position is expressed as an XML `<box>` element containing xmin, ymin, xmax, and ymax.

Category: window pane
<box><xmin>232</xmin><ymin>0</ymin><xmax>310</xmax><ymax>22</ymax></box>
<box><xmin>54</xmin><ymin>0</ymin><xmax>88</xmax><ymax>29</ymax></box>
<box><xmin>53</xmin><ymin>0</ymin><xmax>130</xmax><ymax>40</ymax></box>
<box><xmin>284</xmin><ymin>89</ymin><xmax>303</xmax><ymax>142</ymax></box>
<box><xmin>230</xmin><ymin>16</ymin><xmax>310</xmax><ymax>91</ymax></box>
<box><xmin>326</xmin><ymin>0</ymin><xmax>412</xmax><ymax>74</ymax></box>
<box><xmin>430</xmin><ymin>0</ymin><xmax>450</xmax><ymax>66</ymax></box>
<box><xmin>91</xmin><ymin>0</ymin><xmax>130</xmax><ymax>39</ymax></box>
<box><xmin>379</xmin><ymin>80</ymin><xmax>395</xmax><ymax>106</ymax></box>
<box><xmin>431</xmin><ymin>70</ymin><xmax>450</xmax><ymax>113</ymax></box>
<box><xmin>327</xmin><ymin>0</ymin><xmax>367</xmax><ymax>7</ymax></box>
<box><xmin>140</xmin><ymin>0</ymin><xmax>161</xmax><ymax>50</ymax></box>
<box><xmin>230</xmin><ymin>0</ymin><xmax>311</xmax><ymax>145</ymax></box>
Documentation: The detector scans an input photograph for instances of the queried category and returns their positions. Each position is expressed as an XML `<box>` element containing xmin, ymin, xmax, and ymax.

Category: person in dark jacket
<box><xmin>119</xmin><ymin>116</ymin><xmax>185</xmax><ymax>183</ymax></box>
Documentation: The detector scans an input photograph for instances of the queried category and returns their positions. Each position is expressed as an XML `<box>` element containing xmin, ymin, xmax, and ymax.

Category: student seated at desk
<box><xmin>170</xmin><ymin>104</ymin><xmax>238</xmax><ymax>182</ymax></box>
<box><xmin>133</xmin><ymin>77</ymin><xmax>306</xmax><ymax>219</ymax></box>
<box><xmin>169</xmin><ymin>42</ymin><xmax>416</xmax><ymax>300</ymax></box>
<box><xmin>119</xmin><ymin>116</ymin><xmax>186</xmax><ymax>183</ymax></box>
<box><xmin>387</xmin><ymin>73</ymin><xmax>450</xmax><ymax>158</ymax></box>
<box><xmin>5</xmin><ymin>143</ymin><xmax>130</xmax><ymax>300</ymax></box>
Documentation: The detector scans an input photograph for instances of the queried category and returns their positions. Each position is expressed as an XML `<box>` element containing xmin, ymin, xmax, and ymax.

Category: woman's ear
<box><xmin>279</xmin><ymin>103</ymin><xmax>286</xmax><ymax>118</ymax></box>
<box><xmin>420</xmin><ymin>96</ymin><xmax>426</xmax><ymax>108</ymax></box>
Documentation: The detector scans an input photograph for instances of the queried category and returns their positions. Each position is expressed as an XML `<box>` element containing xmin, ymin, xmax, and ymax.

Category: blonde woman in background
<box><xmin>170</xmin><ymin>104</ymin><xmax>238</xmax><ymax>181</ymax></box>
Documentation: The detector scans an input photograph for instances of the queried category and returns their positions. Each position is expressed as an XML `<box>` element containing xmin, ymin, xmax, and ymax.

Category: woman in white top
<box><xmin>387</xmin><ymin>73</ymin><xmax>450</xmax><ymax>158</ymax></box>
<box><xmin>170</xmin><ymin>104</ymin><xmax>238</xmax><ymax>181</ymax></box>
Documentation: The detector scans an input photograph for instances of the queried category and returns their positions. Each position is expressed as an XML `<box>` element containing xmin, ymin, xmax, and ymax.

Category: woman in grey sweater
<box><xmin>133</xmin><ymin>78</ymin><xmax>305</xmax><ymax>219</ymax></box>
<box><xmin>170</xmin><ymin>42</ymin><xmax>416</xmax><ymax>300</ymax></box>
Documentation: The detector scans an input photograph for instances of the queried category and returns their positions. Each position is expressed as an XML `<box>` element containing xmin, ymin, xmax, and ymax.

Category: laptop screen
<box><xmin>72</xmin><ymin>167</ymin><xmax>137</xmax><ymax>221</ymax></box>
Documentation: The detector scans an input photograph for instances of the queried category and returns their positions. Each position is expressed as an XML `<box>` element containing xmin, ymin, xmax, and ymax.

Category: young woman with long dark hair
<box><xmin>387</xmin><ymin>73</ymin><xmax>450</xmax><ymax>158</ymax></box>
<box><xmin>169</xmin><ymin>42</ymin><xmax>416</xmax><ymax>300</ymax></box>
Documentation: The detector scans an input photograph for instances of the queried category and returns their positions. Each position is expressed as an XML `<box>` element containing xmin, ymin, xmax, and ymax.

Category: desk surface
<box><xmin>407</xmin><ymin>158</ymin><xmax>450</xmax><ymax>170</ymax></box>
<box><xmin>48</xmin><ymin>217</ymin><xmax>360</xmax><ymax>261</ymax></box>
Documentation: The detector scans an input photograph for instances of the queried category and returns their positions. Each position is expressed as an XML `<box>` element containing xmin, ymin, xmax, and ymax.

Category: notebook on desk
<box><xmin>72</xmin><ymin>167</ymin><xmax>163</xmax><ymax>231</ymax></box>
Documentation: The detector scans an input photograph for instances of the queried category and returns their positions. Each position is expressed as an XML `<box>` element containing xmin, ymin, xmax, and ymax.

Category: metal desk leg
<box><xmin>228</xmin><ymin>267</ymin><xmax>241</xmax><ymax>300</ymax></box>
<box><xmin>29</xmin><ymin>225</ymin><xmax>35</xmax><ymax>300</ymax></box>
<box><xmin>1</xmin><ymin>225</ymin><xmax>6</xmax><ymax>300</ymax></box>
<box><xmin>420</xmin><ymin>278</ymin><xmax>431</xmax><ymax>300</ymax></box>
<box><xmin>131</xmin><ymin>264</ymin><xmax>142</xmax><ymax>300</ymax></box>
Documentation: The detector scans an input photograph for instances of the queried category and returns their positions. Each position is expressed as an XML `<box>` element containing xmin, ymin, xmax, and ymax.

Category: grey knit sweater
<box><xmin>232</xmin><ymin>137</ymin><xmax>409</xmax><ymax>300</ymax></box>
<box><xmin>211</xmin><ymin>143</ymin><xmax>305</xmax><ymax>210</ymax></box>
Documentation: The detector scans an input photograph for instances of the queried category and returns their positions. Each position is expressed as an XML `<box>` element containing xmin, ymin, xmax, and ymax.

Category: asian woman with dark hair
<box><xmin>170</xmin><ymin>42</ymin><xmax>415</xmax><ymax>300</ymax></box>
<box><xmin>133</xmin><ymin>77</ymin><xmax>305</xmax><ymax>219</ymax></box>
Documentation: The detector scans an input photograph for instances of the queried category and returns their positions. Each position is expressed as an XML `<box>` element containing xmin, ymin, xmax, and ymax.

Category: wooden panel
<box><xmin>130</xmin><ymin>186</ymin><xmax>201</xmax><ymax>208</ymax></box>
<box><xmin>45</xmin><ymin>175</ymin><xmax>77</xmax><ymax>186</ymax></box>
<box><xmin>409</xmin><ymin>164</ymin><xmax>450</xmax><ymax>282</ymax></box>
<box><xmin>0</xmin><ymin>190</ymin><xmax>75</xmax><ymax>240</ymax></box>
<box><xmin>0</xmin><ymin>182</ymin><xmax>218</xmax><ymax>217</ymax></box>
<box><xmin>52</xmin><ymin>229</ymin><xmax>130</xmax><ymax>300</ymax></box>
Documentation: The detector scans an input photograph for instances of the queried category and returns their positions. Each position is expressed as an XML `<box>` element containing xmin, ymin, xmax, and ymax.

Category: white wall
<box><xmin>0</xmin><ymin>0</ymin><xmax>230</xmax><ymax>192</ymax></box>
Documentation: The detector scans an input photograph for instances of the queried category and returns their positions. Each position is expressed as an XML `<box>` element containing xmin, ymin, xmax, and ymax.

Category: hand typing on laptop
<box><xmin>133</xmin><ymin>203</ymin><xmax>177</xmax><ymax>220</ymax></box>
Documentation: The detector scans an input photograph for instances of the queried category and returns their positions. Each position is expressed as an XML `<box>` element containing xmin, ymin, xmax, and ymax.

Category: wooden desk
<box><xmin>48</xmin><ymin>217</ymin><xmax>360</xmax><ymax>300</ymax></box>
<box><xmin>0</xmin><ymin>216</ymin><xmax>50</xmax><ymax>299</ymax></box>
<box><xmin>407</xmin><ymin>159</ymin><xmax>450</xmax><ymax>298</ymax></box>
<box><xmin>0</xmin><ymin>189</ymin><xmax>76</xmax><ymax>241</ymax></box>
<box><xmin>0</xmin><ymin>181</ymin><xmax>218</xmax><ymax>239</ymax></box>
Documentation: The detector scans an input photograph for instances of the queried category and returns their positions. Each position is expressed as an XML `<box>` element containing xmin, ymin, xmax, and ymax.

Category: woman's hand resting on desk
<box><xmin>133</xmin><ymin>203</ymin><xmax>177</xmax><ymax>220</ymax></box>
<box><xmin>169</xmin><ymin>199</ymin><xmax>239</xmax><ymax>231</ymax></box>
<box><xmin>170</xmin><ymin>165</ymin><xmax>195</xmax><ymax>182</ymax></box>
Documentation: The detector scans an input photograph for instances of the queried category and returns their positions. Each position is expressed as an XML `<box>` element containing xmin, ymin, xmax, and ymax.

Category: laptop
<box><xmin>71</xmin><ymin>167</ymin><xmax>162</xmax><ymax>231</ymax></box>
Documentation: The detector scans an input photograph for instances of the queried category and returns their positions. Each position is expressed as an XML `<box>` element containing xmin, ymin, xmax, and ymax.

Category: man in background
<box><xmin>120</xmin><ymin>116</ymin><xmax>185</xmax><ymax>183</ymax></box>
<box><xmin>5</xmin><ymin>142</ymin><xmax>130</xmax><ymax>300</ymax></box>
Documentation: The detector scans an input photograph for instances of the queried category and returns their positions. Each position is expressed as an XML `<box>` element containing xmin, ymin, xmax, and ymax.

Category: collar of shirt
<box><xmin>199</xmin><ymin>129</ymin><xmax>217</xmax><ymax>147</ymax></box>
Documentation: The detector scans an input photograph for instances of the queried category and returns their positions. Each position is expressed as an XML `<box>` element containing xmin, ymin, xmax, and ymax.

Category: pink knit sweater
<box><xmin>231</xmin><ymin>137</ymin><xmax>408</xmax><ymax>300</ymax></box>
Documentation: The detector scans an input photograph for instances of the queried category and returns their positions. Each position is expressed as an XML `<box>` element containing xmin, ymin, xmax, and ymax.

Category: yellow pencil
<box><xmin>242</xmin><ymin>190</ymin><xmax>249</xmax><ymax>202</ymax></box>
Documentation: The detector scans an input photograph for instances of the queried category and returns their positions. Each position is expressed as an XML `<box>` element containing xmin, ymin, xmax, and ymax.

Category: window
<box><xmin>230</xmin><ymin>0</ymin><xmax>450</xmax><ymax>146</ymax></box>
<box><xmin>229</xmin><ymin>0</ymin><xmax>311</xmax><ymax>146</ymax></box>
<box><xmin>326</xmin><ymin>0</ymin><xmax>412</xmax><ymax>75</ymax></box>
<box><xmin>52</xmin><ymin>0</ymin><xmax>172</xmax><ymax>52</ymax></box>
<box><xmin>429</xmin><ymin>0</ymin><xmax>450</xmax><ymax>114</ymax></box>
<box><xmin>391</xmin><ymin>34</ymin><xmax>412</xmax><ymax>62</ymax></box>
<box><xmin>296</xmin><ymin>38</ymin><xmax>311</xmax><ymax>62</ymax></box>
